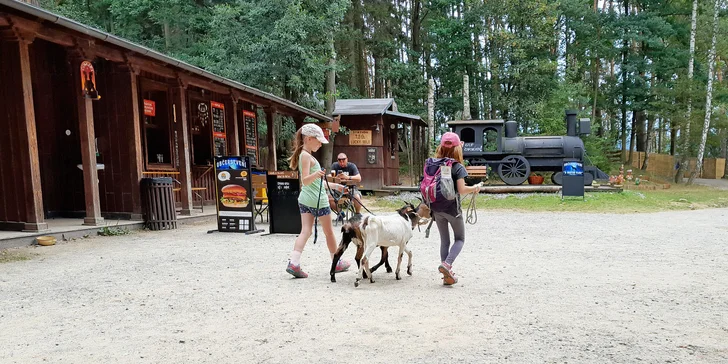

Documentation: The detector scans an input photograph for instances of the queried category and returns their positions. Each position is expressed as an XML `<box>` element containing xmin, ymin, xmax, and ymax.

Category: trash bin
<box><xmin>140</xmin><ymin>177</ymin><xmax>177</xmax><ymax>230</ymax></box>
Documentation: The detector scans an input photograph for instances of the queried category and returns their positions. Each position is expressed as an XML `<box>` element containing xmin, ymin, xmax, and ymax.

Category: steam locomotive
<box><xmin>447</xmin><ymin>110</ymin><xmax>609</xmax><ymax>186</ymax></box>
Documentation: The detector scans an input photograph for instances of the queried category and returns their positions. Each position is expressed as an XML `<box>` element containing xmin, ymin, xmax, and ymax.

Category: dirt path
<box><xmin>1</xmin><ymin>209</ymin><xmax>727</xmax><ymax>363</ymax></box>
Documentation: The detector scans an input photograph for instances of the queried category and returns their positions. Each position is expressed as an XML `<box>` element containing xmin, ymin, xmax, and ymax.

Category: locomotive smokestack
<box><xmin>566</xmin><ymin>110</ymin><xmax>577</xmax><ymax>136</ymax></box>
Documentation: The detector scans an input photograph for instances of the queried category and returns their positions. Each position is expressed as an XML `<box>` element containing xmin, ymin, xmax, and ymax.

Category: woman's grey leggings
<box><xmin>432</xmin><ymin>211</ymin><xmax>465</xmax><ymax>265</ymax></box>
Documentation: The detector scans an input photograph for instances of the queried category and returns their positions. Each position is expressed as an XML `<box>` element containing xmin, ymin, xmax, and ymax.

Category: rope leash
<box><xmin>313</xmin><ymin>171</ymin><xmax>324</xmax><ymax>244</ymax></box>
<box><xmin>464</xmin><ymin>190</ymin><xmax>478</xmax><ymax>225</ymax></box>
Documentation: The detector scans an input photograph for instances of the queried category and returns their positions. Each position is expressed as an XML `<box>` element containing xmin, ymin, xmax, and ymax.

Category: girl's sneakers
<box><xmin>438</xmin><ymin>262</ymin><xmax>458</xmax><ymax>285</ymax></box>
<box><xmin>286</xmin><ymin>261</ymin><xmax>309</xmax><ymax>278</ymax></box>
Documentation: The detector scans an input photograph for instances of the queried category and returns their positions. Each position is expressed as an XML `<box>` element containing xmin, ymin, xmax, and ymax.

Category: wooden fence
<box><xmin>625</xmin><ymin>152</ymin><xmax>725</xmax><ymax>179</ymax></box>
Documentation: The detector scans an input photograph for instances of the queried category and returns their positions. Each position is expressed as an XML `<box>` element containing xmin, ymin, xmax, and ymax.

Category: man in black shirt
<box><xmin>329</xmin><ymin>153</ymin><xmax>362</xmax><ymax>217</ymax></box>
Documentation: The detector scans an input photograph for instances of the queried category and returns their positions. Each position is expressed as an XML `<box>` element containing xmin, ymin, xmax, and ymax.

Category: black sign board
<box><xmin>267</xmin><ymin>171</ymin><xmax>302</xmax><ymax>234</ymax></box>
<box><xmin>211</xmin><ymin>101</ymin><xmax>226</xmax><ymax>156</ymax></box>
<box><xmin>214</xmin><ymin>156</ymin><xmax>254</xmax><ymax>232</ymax></box>
<box><xmin>243</xmin><ymin>110</ymin><xmax>258</xmax><ymax>166</ymax></box>
<box><xmin>561</xmin><ymin>159</ymin><xmax>585</xmax><ymax>199</ymax></box>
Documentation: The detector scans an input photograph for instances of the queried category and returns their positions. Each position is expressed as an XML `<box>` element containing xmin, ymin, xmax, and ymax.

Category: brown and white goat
<box><xmin>330</xmin><ymin>205</ymin><xmax>420</xmax><ymax>286</ymax></box>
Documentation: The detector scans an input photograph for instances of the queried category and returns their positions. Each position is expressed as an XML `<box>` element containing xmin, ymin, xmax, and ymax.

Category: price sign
<box><xmin>211</xmin><ymin>101</ymin><xmax>226</xmax><ymax>156</ymax></box>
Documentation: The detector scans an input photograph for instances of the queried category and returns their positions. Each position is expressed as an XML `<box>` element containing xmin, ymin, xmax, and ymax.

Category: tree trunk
<box><xmin>352</xmin><ymin>0</ymin><xmax>368</xmax><ymax>96</ymax></box>
<box><xmin>689</xmin><ymin>0</ymin><xmax>721</xmax><ymax>184</ymax></box>
<box><xmin>635</xmin><ymin>109</ymin><xmax>646</xmax><ymax>152</ymax></box>
<box><xmin>411</xmin><ymin>0</ymin><xmax>422</xmax><ymax>56</ymax></box>
<box><xmin>321</xmin><ymin>40</ymin><xmax>337</xmax><ymax>169</ymax></box>
<box><xmin>676</xmin><ymin>0</ymin><xmax>698</xmax><ymax>183</ymax></box>
<box><xmin>642</xmin><ymin>113</ymin><xmax>655</xmax><ymax>170</ymax></box>
<box><xmin>620</xmin><ymin>0</ymin><xmax>629</xmax><ymax>160</ymax></box>
<box><xmin>628</xmin><ymin>115</ymin><xmax>636</xmax><ymax>166</ymax></box>
<box><xmin>722</xmin><ymin>128</ymin><xmax>728</xmax><ymax>178</ymax></box>
<box><xmin>670</xmin><ymin>119</ymin><xmax>677</xmax><ymax>155</ymax></box>
<box><xmin>462</xmin><ymin>74</ymin><xmax>471</xmax><ymax>120</ymax></box>
<box><xmin>374</xmin><ymin>55</ymin><xmax>383</xmax><ymax>98</ymax></box>
<box><xmin>427</xmin><ymin>78</ymin><xmax>435</xmax><ymax>155</ymax></box>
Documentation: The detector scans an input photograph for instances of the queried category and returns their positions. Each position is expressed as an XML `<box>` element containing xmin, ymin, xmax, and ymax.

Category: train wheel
<box><xmin>498</xmin><ymin>156</ymin><xmax>530</xmax><ymax>185</ymax></box>
<box><xmin>552</xmin><ymin>172</ymin><xmax>563</xmax><ymax>185</ymax></box>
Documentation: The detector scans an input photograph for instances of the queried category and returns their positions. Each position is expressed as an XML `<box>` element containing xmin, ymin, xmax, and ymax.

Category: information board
<box><xmin>267</xmin><ymin>170</ymin><xmax>301</xmax><ymax>234</ymax></box>
<box><xmin>211</xmin><ymin>101</ymin><xmax>226</xmax><ymax>156</ymax></box>
<box><xmin>561</xmin><ymin>159</ymin><xmax>585</xmax><ymax>199</ymax></box>
<box><xmin>214</xmin><ymin>156</ymin><xmax>254</xmax><ymax>232</ymax></box>
<box><xmin>349</xmin><ymin>130</ymin><xmax>372</xmax><ymax>145</ymax></box>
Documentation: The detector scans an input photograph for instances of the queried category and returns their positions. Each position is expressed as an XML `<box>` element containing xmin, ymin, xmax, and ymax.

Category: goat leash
<box><xmin>313</xmin><ymin>172</ymin><xmax>324</xmax><ymax>245</ymax></box>
<box><xmin>464</xmin><ymin>190</ymin><xmax>478</xmax><ymax>225</ymax></box>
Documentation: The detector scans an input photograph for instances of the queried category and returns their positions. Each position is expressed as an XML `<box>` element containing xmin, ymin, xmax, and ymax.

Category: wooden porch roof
<box><xmin>0</xmin><ymin>0</ymin><xmax>330</xmax><ymax>122</ymax></box>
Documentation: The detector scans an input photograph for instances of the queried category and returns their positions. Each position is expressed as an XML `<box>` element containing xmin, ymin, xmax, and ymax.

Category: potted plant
<box><xmin>528</xmin><ymin>172</ymin><xmax>544</xmax><ymax>185</ymax></box>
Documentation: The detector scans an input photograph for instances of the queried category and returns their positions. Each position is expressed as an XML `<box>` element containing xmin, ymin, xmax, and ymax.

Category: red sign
<box><xmin>143</xmin><ymin>99</ymin><xmax>156</xmax><ymax>116</ymax></box>
<box><xmin>211</xmin><ymin>101</ymin><xmax>225</xmax><ymax>110</ymax></box>
<box><xmin>213</xmin><ymin>132</ymin><xmax>226</xmax><ymax>139</ymax></box>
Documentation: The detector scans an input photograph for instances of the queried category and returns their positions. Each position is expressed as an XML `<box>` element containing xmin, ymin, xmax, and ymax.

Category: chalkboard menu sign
<box><xmin>214</xmin><ymin>156</ymin><xmax>254</xmax><ymax>232</ymax></box>
<box><xmin>267</xmin><ymin>170</ymin><xmax>301</xmax><ymax>234</ymax></box>
<box><xmin>211</xmin><ymin>101</ymin><xmax>226</xmax><ymax>156</ymax></box>
<box><xmin>242</xmin><ymin>110</ymin><xmax>258</xmax><ymax>165</ymax></box>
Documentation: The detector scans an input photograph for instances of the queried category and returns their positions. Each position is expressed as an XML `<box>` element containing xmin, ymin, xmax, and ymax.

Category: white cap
<box><xmin>301</xmin><ymin>123</ymin><xmax>329</xmax><ymax>144</ymax></box>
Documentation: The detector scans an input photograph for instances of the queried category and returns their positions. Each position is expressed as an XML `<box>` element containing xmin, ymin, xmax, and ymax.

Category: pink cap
<box><xmin>440</xmin><ymin>132</ymin><xmax>463</xmax><ymax>148</ymax></box>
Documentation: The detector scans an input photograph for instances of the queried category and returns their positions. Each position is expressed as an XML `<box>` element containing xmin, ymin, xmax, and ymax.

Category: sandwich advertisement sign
<box><xmin>214</xmin><ymin>156</ymin><xmax>254</xmax><ymax>232</ymax></box>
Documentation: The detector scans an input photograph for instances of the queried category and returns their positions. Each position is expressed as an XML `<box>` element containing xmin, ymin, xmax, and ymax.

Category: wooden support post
<box><xmin>229</xmin><ymin>98</ymin><xmax>240</xmax><ymax>155</ymax></box>
<box><xmin>127</xmin><ymin>67</ymin><xmax>144</xmax><ymax>220</ymax></box>
<box><xmin>265</xmin><ymin>107</ymin><xmax>278</xmax><ymax>171</ymax></box>
<box><xmin>75</xmin><ymin>78</ymin><xmax>104</xmax><ymax>226</ymax></box>
<box><xmin>16</xmin><ymin>39</ymin><xmax>47</xmax><ymax>231</ymax></box>
<box><xmin>409</xmin><ymin>120</ymin><xmax>414</xmax><ymax>186</ymax></box>
<box><xmin>174</xmin><ymin>86</ymin><xmax>193</xmax><ymax>215</ymax></box>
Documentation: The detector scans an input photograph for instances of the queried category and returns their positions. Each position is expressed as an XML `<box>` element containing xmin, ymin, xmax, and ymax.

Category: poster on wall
<box><xmin>242</xmin><ymin>110</ymin><xmax>258</xmax><ymax>165</ymax></box>
<box><xmin>211</xmin><ymin>101</ymin><xmax>226</xmax><ymax>156</ymax></box>
<box><xmin>214</xmin><ymin>156</ymin><xmax>254</xmax><ymax>232</ymax></box>
<box><xmin>143</xmin><ymin>99</ymin><xmax>156</xmax><ymax>116</ymax></box>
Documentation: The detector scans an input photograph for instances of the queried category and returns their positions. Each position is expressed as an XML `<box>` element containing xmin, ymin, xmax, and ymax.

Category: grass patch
<box><xmin>370</xmin><ymin>185</ymin><xmax>728</xmax><ymax>213</ymax></box>
<box><xmin>98</xmin><ymin>226</ymin><xmax>131</xmax><ymax>236</ymax></box>
<box><xmin>0</xmin><ymin>249</ymin><xmax>35</xmax><ymax>264</ymax></box>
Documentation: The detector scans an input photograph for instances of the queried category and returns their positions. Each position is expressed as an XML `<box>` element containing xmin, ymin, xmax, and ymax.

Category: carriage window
<box><xmin>483</xmin><ymin>127</ymin><xmax>498</xmax><ymax>152</ymax></box>
<box><xmin>142</xmin><ymin>89</ymin><xmax>173</xmax><ymax>167</ymax></box>
<box><xmin>460</xmin><ymin>128</ymin><xmax>475</xmax><ymax>143</ymax></box>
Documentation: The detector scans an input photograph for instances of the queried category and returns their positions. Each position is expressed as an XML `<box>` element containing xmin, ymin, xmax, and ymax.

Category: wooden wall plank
<box><xmin>174</xmin><ymin>86</ymin><xmax>193</xmax><ymax>214</ymax></box>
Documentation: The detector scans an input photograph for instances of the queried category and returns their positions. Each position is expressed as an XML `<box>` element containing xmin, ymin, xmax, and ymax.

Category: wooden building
<box><xmin>332</xmin><ymin>99</ymin><xmax>426</xmax><ymax>190</ymax></box>
<box><xmin>0</xmin><ymin>0</ymin><xmax>329</xmax><ymax>232</ymax></box>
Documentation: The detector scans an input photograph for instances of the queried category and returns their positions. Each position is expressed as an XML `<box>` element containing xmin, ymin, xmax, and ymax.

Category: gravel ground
<box><xmin>1</xmin><ymin>208</ymin><xmax>727</xmax><ymax>363</ymax></box>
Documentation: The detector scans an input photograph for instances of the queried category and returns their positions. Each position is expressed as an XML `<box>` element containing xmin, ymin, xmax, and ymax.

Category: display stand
<box><xmin>561</xmin><ymin>158</ymin><xmax>585</xmax><ymax>201</ymax></box>
<box><xmin>206</xmin><ymin>156</ymin><xmax>264</xmax><ymax>235</ymax></box>
<box><xmin>262</xmin><ymin>170</ymin><xmax>301</xmax><ymax>235</ymax></box>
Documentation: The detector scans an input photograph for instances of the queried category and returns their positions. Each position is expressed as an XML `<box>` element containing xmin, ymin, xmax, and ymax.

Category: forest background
<box><xmin>32</xmin><ymin>0</ymin><xmax>728</xmax><ymax>180</ymax></box>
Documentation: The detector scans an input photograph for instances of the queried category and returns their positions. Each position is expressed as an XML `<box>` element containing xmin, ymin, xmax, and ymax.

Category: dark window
<box><xmin>461</xmin><ymin>127</ymin><xmax>475</xmax><ymax>143</ymax></box>
<box><xmin>190</xmin><ymin>99</ymin><xmax>213</xmax><ymax>166</ymax></box>
<box><xmin>141</xmin><ymin>88</ymin><xmax>173</xmax><ymax>167</ymax></box>
<box><xmin>483</xmin><ymin>127</ymin><xmax>498</xmax><ymax>152</ymax></box>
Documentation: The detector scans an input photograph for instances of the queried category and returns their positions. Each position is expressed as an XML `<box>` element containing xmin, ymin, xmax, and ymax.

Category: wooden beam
<box><xmin>174</xmin><ymin>86</ymin><xmax>193</xmax><ymax>214</ymax></box>
<box><xmin>72</xmin><ymin>56</ymin><xmax>104</xmax><ymax>226</ymax></box>
<box><xmin>178</xmin><ymin>73</ymin><xmax>230</xmax><ymax>95</ymax></box>
<box><xmin>265</xmin><ymin>107</ymin><xmax>277</xmax><ymax>171</ymax></box>
<box><xmin>229</xmin><ymin>97</ymin><xmax>240</xmax><ymax>155</ymax></box>
<box><xmin>16</xmin><ymin>39</ymin><xmax>48</xmax><ymax>231</ymax></box>
<box><xmin>75</xmin><ymin>38</ymin><xmax>125</xmax><ymax>63</ymax></box>
<box><xmin>126</xmin><ymin>54</ymin><xmax>176</xmax><ymax>79</ymax></box>
<box><xmin>6</xmin><ymin>15</ymin><xmax>73</xmax><ymax>46</ymax></box>
<box><xmin>0</xmin><ymin>16</ymin><xmax>10</xmax><ymax>27</ymax></box>
<box><xmin>127</xmin><ymin>68</ymin><xmax>144</xmax><ymax>220</ymax></box>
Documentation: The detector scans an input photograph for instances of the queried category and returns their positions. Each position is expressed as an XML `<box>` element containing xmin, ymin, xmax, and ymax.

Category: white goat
<box><xmin>355</xmin><ymin>206</ymin><xmax>416</xmax><ymax>287</ymax></box>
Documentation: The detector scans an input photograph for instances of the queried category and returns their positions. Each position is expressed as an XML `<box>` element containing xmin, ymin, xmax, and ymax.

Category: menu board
<box><xmin>211</xmin><ymin>101</ymin><xmax>226</xmax><ymax>156</ymax></box>
<box><xmin>267</xmin><ymin>171</ymin><xmax>301</xmax><ymax>234</ymax></box>
<box><xmin>246</xmin><ymin>147</ymin><xmax>257</xmax><ymax>166</ymax></box>
<box><xmin>242</xmin><ymin>110</ymin><xmax>258</xmax><ymax>165</ymax></box>
<box><xmin>214</xmin><ymin>156</ymin><xmax>253</xmax><ymax>232</ymax></box>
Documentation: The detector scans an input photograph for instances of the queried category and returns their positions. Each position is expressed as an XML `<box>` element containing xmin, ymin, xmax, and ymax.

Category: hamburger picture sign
<box><xmin>214</xmin><ymin>156</ymin><xmax>254</xmax><ymax>232</ymax></box>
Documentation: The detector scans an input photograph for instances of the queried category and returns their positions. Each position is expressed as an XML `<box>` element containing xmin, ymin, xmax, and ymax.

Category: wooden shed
<box><xmin>332</xmin><ymin>99</ymin><xmax>427</xmax><ymax>190</ymax></box>
<box><xmin>0</xmin><ymin>0</ymin><xmax>329</xmax><ymax>232</ymax></box>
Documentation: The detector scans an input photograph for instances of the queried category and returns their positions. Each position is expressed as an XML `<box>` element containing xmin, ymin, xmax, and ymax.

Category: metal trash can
<box><xmin>140</xmin><ymin>177</ymin><xmax>177</xmax><ymax>230</ymax></box>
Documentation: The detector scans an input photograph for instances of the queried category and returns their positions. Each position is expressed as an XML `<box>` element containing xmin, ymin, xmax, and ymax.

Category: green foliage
<box><xmin>98</xmin><ymin>226</ymin><xmax>131</xmax><ymax>236</ymax></box>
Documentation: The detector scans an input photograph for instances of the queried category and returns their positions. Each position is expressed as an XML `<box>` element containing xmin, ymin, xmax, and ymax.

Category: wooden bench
<box><xmin>251</xmin><ymin>172</ymin><xmax>268</xmax><ymax>223</ymax></box>
<box><xmin>142</xmin><ymin>171</ymin><xmax>206</xmax><ymax>212</ymax></box>
<box><xmin>465</xmin><ymin>165</ymin><xmax>489</xmax><ymax>180</ymax></box>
